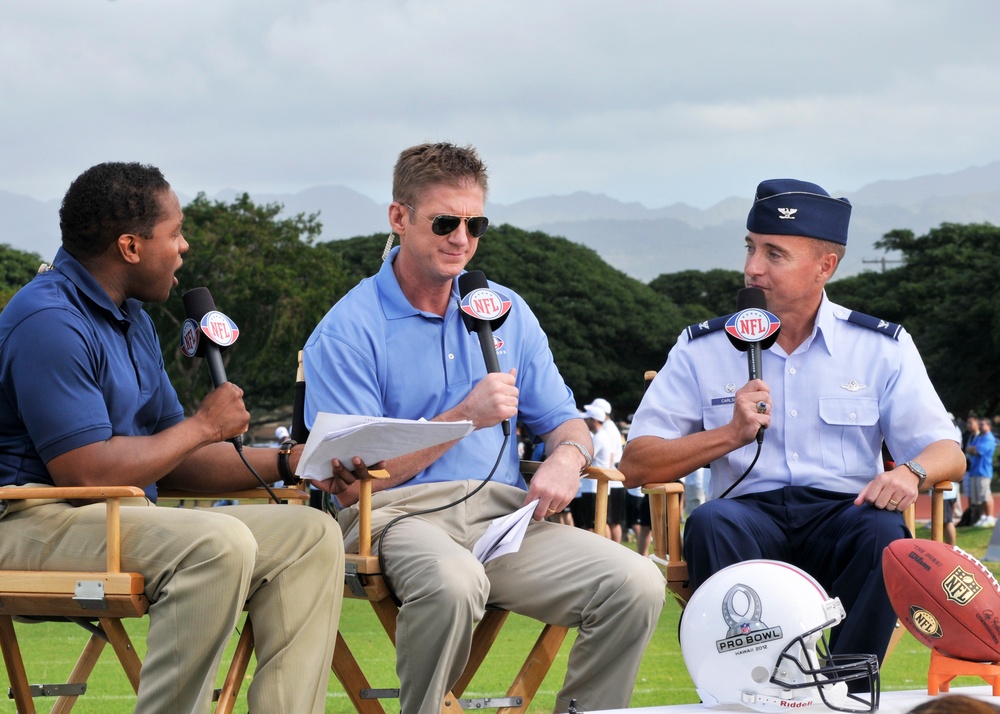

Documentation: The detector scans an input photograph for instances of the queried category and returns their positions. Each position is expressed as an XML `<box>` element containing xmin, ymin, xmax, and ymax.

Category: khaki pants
<box><xmin>339</xmin><ymin>480</ymin><xmax>665</xmax><ymax>714</ymax></box>
<box><xmin>0</xmin><ymin>498</ymin><xmax>344</xmax><ymax>714</ymax></box>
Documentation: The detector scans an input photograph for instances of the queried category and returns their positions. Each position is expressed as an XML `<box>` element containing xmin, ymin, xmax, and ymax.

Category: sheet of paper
<box><xmin>473</xmin><ymin>499</ymin><xmax>539</xmax><ymax>564</ymax></box>
<box><xmin>296</xmin><ymin>413</ymin><xmax>474</xmax><ymax>481</ymax></box>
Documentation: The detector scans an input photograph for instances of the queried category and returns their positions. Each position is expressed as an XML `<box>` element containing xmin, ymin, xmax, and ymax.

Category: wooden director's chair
<box><xmin>0</xmin><ymin>482</ymin><xmax>308</xmax><ymax>714</ymax></box>
<box><xmin>293</xmin><ymin>352</ymin><xmax>620</xmax><ymax>713</ymax></box>
<box><xmin>0</xmin><ymin>485</ymin><xmax>148</xmax><ymax>714</ymax></box>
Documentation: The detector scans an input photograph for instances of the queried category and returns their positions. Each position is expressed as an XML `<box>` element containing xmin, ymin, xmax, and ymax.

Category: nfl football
<box><xmin>883</xmin><ymin>538</ymin><xmax>1000</xmax><ymax>662</ymax></box>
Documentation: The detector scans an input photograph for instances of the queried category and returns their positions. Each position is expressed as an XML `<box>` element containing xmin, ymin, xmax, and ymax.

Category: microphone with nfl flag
<box><xmin>181</xmin><ymin>286</ymin><xmax>243</xmax><ymax>451</ymax></box>
<box><xmin>458</xmin><ymin>270</ymin><xmax>512</xmax><ymax>435</ymax></box>
<box><xmin>725</xmin><ymin>287</ymin><xmax>780</xmax><ymax>444</ymax></box>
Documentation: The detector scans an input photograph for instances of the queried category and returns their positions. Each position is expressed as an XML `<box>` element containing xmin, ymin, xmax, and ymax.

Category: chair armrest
<box><xmin>928</xmin><ymin>478</ymin><xmax>959</xmax><ymax>542</ymax></box>
<box><xmin>641</xmin><ymin>481</ymin><xmax>690</xmax><ymax>604</ymax></box>
<box><xmin>0</xmin><ymin>486</ymin><xmax>146</xmax><ymax>501</ymax></box>
<box><xmin>640</xmin><ymin>482</ymin><xmax>685</xmax><ymax>566</ymax></box>
<box><xmin>583</xmin><ymin>467</ymin><xmax>623</xmax><ymax>539</ymax></box>
<box><xmin>0</xmin><ymin>486</ymin><xmax>147</xmax><ymax>573</ymax></box>
<box><xmin>158</xmin><ymin>487</ymin><xmax>310</xmax><ymax>503</ymax></box>
<box><xmin>355</xmin><ymin>469</ymin><xmax>391</xmax><ymax>557</ymax></box>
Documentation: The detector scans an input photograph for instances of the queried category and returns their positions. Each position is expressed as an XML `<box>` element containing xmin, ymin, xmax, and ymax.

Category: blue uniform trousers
<box><xmin>683</xmin><ymin>485</ymin><xmax>908</xmax><ymax>663</ymax></box>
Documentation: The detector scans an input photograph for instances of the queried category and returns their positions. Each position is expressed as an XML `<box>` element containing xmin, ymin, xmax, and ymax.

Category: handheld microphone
<box><xmin>181</xmin><ymin>287</ymin><xmax>244</xmax><ymax>451</ymax></box>
<box><xmin>724</xmin><ymin>287</ymin><xmax>781</xmax><ymax>443</ymax></box>
<box><xmin>458</xmin><ymin>270</ymin><xmax>512</xmax><ymax>436</ymax></box>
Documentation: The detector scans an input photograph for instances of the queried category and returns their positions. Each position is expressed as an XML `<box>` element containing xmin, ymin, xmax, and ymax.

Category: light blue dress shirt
<box><xmin>629</xmin><ymin>293</ymin><xmax>958</xmax><ymax>499</ymax></box>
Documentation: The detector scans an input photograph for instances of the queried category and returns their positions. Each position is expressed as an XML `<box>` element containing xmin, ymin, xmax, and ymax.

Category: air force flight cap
<box><xmin>746</xmin><ymin>178</ymin><xmax>852</xmax><ymax>245</ymax></box>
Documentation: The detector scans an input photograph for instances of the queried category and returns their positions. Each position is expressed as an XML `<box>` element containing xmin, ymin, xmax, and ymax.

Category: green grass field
<box><xmin>1</xmin><ymin>523</ymin><xmax>996</xmax><ymax>713</ymax></box>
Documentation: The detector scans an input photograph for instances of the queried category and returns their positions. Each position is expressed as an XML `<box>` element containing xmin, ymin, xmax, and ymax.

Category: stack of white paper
<box><xmin>295</xmin><ymin>413</ymin><xmax>474</xmax><ymax>481</ymax></box>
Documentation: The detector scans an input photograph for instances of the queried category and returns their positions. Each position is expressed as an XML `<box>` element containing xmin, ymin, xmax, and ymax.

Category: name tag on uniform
<box><xmin>711</xmin><ymin>396</ymin><xmax>736</xmax><ymax>406</ymax></box>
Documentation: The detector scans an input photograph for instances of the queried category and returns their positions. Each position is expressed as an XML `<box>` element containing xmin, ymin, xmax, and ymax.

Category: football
<box><xmin>883</xmin><ymin>539</ymin><xmax>1000</xmax><ymax>662</ymax></box>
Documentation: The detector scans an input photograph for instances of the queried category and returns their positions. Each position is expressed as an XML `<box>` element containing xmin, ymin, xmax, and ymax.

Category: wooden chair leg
<box><xmin>50</xmin><ymin>632</ymin><xmax>109</xmax><ymax>714</ymax></box>
<box><xmin>0</xmin><ymin>615</ymin><xmax>36</xmax><ymax>714</ymax></box>
<box><xmin>332</xmin><ymin>631</ymin><xmax>387</xmax><ymax>714</ymax></box>
<box><xmin>453</xmin><ymin>609</ymin><xmax>509</xmax><ymax>696</ymax></box>
<box><xmin>498</xmin><ymin>624</ymin><xmax>568</xmax><ymax>713</ymax></box>
<box><xmin>100</xmin><ymin>618</ymin><xmax>142</xmax><ymax>692</ymax></box>
<box><xmin>215</xmin><ymin>619</ymin><xmax>255</xmax><ymax>714</ymax></box>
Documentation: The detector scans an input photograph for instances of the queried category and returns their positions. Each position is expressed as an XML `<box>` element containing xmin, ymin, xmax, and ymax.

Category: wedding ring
<box><xmin>888</xmin><ymin>499</ymin><xmax>899</xmax><ymax>507</ymax></box>
<box><xmin>757</xmin><ymin>401</ymin><xmax>768</xmax><ymax>414</ymax></box>
<box><xmin>546</xmin><ymin>508</ymin><xmax>557</xmax><ymax>514</ymax></box>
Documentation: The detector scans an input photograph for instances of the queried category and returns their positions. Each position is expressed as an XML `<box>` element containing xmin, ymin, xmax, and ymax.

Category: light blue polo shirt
<box><xmin>303</xmin><ymin>246</ymin><xmax>578</xmax><ymax>490</ymax></box>
<box><xmin>629</xmin><ymin>292</ymin><xmax>959</xmax><ymax>499</ymax></box>
<box><xmin>0</xmin><ymin>248</ymin><xmax>185</xmax><ymax>501</ymax></box>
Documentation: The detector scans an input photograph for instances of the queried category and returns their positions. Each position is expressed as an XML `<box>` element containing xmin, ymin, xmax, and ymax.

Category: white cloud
<box><xmin>2</xmin><ymin>0</ymin><xmax>999</xmax><ymax>208</ymax></box>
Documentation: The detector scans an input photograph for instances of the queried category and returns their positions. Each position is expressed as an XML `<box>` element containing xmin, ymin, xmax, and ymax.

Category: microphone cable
<box><xmin>234</xmin><ymin>444</ymin><xmax>282</xmax><ymax>504</ymax></box>
<box><xmin>717</xmin><ymin>438</ymin><xmax>763</xmax><ymax>500</ymax></box>
<box><xmin>373</xmin><ymin>431</ymin><xmax>510</xmax><ymax>606</ymax></box>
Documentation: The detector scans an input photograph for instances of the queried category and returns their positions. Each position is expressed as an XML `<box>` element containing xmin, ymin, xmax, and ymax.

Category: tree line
<box><xmin>1</xmin><ymin>193</ymin><xmax>997</xmax><ymax>425</ymax></box>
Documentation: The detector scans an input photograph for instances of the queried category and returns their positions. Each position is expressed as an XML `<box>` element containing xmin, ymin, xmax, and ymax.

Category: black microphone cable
<box><xmin>234</xmin><ymin>449</ymin><xmax>281</xmax><ymax>504</ymax></box>
<box><xmin>374</xmin><ymin>432</ymin><xmax>510</xmax><ymax>606</ymax></box>
<box><xmin>717</xmin><ymin>439</ymin><xmax>763</xmax><ymax>500</ymax></box>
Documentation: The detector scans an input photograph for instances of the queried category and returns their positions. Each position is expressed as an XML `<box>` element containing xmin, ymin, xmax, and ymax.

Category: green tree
<box><xmin>322</xmin><ymin>225</ymin><xmax>690</xmax><ymax>418</ymax></box>
<box><xmin>147</xmin><ymin>194</ymin><xmax>353</xmax><ymax>415</ymax></box>
<box><xmin>829</xmin><ymin>223</ymin><xmax>1000</xmax><ymax>416</ymax></box>
<box><xmin>0</xmin><ymin>244</ymin><xmax>44</xmax><ymax>310</ymax></box>
<box><xmin>648</xmin><ymin>268</ymin><xmax>745</xmax><ymax>318</ymax></box>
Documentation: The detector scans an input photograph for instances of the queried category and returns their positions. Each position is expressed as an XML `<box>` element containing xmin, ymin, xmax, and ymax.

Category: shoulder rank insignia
<box><xmin>843</xmin><ymin>310</ymin><xmax>902</xmax><ymax>340</ymax></box>
<box><xmin>686</xmin><ymin>313</ymin><xmax>735</xmax><ymax>340</ymax></box>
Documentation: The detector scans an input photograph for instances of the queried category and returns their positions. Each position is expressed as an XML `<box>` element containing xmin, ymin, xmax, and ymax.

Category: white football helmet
<box><xmin>680</xmin><ymin>560</ymin><xmax>879</xmax><ymax>713</ymax></box>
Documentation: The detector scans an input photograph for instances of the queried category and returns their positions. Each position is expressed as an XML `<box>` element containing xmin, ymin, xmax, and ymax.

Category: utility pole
<box><xmin>863</xmin><ymin>256</ymin><xmax>904</xmax><ymax>273</ymax></box>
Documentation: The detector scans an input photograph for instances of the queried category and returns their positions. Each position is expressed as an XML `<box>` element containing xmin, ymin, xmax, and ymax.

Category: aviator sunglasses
<box><xmin>405</xmin><ymin>204</ymin><xmax>490</xmax><ymax>238</ymax></box>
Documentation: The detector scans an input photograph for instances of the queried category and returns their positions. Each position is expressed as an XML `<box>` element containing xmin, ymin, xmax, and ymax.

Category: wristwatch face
<box><xmin>905</xmin><ymin>461</ymin><xmax>927</xmax><ymax>478</ymax></box>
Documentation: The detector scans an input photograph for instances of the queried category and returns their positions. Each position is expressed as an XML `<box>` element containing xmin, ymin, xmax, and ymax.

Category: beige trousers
<box><xmin>338</xmin><ymin>480</ymin><xmax>665</xmax><ymax>714</ymax></box>
<box><xmin>0</xmin><ymin>499</ymin><xmax>343</xmax><ymax>714</ymax></box>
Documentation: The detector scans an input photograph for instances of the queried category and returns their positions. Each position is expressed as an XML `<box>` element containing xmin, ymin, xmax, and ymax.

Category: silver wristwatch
<box><xmin>903</xmin><ymin>460</ymin><xmax>927</xmax><ymax>491</ymax></box>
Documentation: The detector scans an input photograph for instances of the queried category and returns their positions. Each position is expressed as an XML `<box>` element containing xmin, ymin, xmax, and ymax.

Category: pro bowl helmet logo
<box><xmin>200</xmin><ymin>310</ymin><xmax>240</xmax><ymax>347</ymax></box>
<box><xmin>460</xmin><ymin>287</ymin><xmax>512</xmax><ymax>323</ymax></box>
<box><xmin>715</xmin><ymin>582</ymin><xmax>784</xmax><ymax>654</ymax></box>
<box><xmin>725</xmin><ymin>308</ymin><xmax>780</xmax><ymax>344</ymax></box>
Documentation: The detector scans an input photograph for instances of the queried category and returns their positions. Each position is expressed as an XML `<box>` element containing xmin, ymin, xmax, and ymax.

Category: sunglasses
<box><xmin>405</xmin><ymin>204</ymin><xmax>490</xmax><ymax>238</ymax></box>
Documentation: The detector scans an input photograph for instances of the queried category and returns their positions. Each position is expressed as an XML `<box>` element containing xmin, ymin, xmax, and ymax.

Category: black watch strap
<box><xmin>277</xmin><ymin>439</ymin><xmax>300</xmax><ymax>484</ymax></box>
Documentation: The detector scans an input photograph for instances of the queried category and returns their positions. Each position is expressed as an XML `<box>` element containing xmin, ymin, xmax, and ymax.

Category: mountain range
<box><xmin>5</xmin><ymin>160</ymin><xmax>1000</xmax><ymax>283</ymax></box>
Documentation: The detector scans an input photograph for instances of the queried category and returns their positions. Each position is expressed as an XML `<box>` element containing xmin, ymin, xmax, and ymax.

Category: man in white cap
<box><xmin>574</xmin><ymin>405</ymin><xmax>613</xmax><ymax>535</ymax></box>
<box><xmin>585</xmin><ymin>398</ymin><xmax>626</xmax><ymax>541</ymax></box>
<box><xmin>585</xmin><ymin>398</ymin><xmax>622</xmax><ymax>466</ymax></box>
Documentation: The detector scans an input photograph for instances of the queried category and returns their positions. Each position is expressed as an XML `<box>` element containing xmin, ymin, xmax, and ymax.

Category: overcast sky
<box><xmin>3</xmin><ymin>1</ymin><xmax>1000</xmax><ymax>211</ymax></box>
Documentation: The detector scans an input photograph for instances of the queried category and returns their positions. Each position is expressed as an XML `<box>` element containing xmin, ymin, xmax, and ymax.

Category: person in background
<box><xmin>621</xmin><ymin>177</ymin><xmax>965</xmax><ymax>670</ymax></box>
<box><xmin>304</xmin><ymin>142</ymin><xmax>664</xmax><ymax>713</ymax></box>
<box><xmin>0</xmin><ymin>161</ymin><xmax>344</xmax><ymax>713</ymax></box>
<box><xmin>681</xmin><ymin>465</ymin><xmax>708</xmax><ymax>518</ymax></box>
<box><xmin>967</xmin><ymin>418</ymin><xmax>996</xmax><ymax>528</ymax></box>
<box><xmin>583</xmin><ymin>403</ymin><xmax>624</xmax><ymax>542</ymax></box>
<box><xmin>958</xmin><ymin>415</ymin><xmax>980</xmax><ymax>526</ymax></box>
<box><xmin>579</xmin><ymin>405</ymin><xmax>613</xmax><ymax>535</ymax></box>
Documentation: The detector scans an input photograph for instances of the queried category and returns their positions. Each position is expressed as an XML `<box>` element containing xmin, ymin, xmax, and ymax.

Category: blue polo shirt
<box><xmin>969</xmin><ymin>431</ymin><xmax>996</xmax><ymax>479</ymax></box>
<box><xmin>303</xmin><ymin>246</ymin><xmax>579</xmax><ymax>490</ymax></box>
<box><xmin>0</xmin><ymin>248</ymin><xmax>185</xmax><ymax>501</ymax></box>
